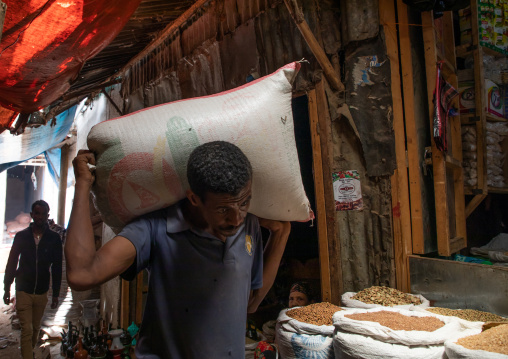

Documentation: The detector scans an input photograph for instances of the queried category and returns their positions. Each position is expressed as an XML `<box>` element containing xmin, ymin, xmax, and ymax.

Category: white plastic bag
<box><xmin>340</xmin><ymin>292</ymin><xmax>430</xmax><ymax>310</ymax></box>
<box><xmin>87</xmin><ymin>62</ymin><xmax>312</xmax><ymax>230</ymax></box>
<box><xmin>275</xmin><ymin>308</ymin><xmax>336</xmax><ymax>359</ymax></box>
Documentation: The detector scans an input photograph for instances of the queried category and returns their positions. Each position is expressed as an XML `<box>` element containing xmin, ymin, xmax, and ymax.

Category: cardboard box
<box><xmin>458</xmin><ymin>71</ymin><xmax>504</xmax><ymax>117</ymax></box>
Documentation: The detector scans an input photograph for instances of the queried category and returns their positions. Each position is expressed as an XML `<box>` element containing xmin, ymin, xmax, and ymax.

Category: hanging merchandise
<box><xmin>433</xmin><ymin>62</ymin><xmax>459</xmax><ymax>152</ymax></box>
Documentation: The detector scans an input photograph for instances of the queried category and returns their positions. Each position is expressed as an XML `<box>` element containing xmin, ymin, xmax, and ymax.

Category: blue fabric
<box><xmin>0</xmin><ymin>106</ymin><xmax>77</xmax><ymax>173</ymax></box>
<box><xmin>119</xmin><ymin>201</ymin><xmax>263</xmax><ymax>359</ymax></box>
<box><xmin>44</xmin><ymin>148</ymin><xmax>74</xmax><ymax>187</ymax></box>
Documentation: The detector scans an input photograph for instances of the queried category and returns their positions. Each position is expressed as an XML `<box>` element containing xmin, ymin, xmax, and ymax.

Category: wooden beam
<box><xmin>57</xmin><ymin>144</ymin><xmax>70</xmax><ymax>226</ymax></box>
<box><xmin>283</xmin><ymin>0</ymin><xmax>345</xmax><ymax>92</ymax></box>
<box><xmin>422</xmin><ymin>12</ymin><xmax>453</xmax><ymax>256</ymax></box>
<box><xmin>101</xmin><ymin>88</ymin><xmax>123</xmax><ymax>116</ymax></box>
<box><xmin>308</xmin><ymin>89</ymin><xmax>331</xmax><ymax>303</ymax></box>
<box><xmin>465</xmin><ymin>193</ymin><xmax>487</xmax><ymax>217</ymax></box>
<box><xmin>315</xmin><ymin>80</ymin><xmax>343</xmax><ymax>304</ymax></box>
<box><xmin>380</xmin><ymin>0</ymin><xmax>412</xmax><ymax>292</ymax></box>
<box><xmin>135</xmin><ymin>272</ymin><xmax>144</xmax><ymax>325</ymax></box>
<box><xmin>396</xmin><ymin>0</ymin><xmax>425</xmax><ymax>256</ymax></box>
<box><xmin>121</xmin><ymin>279</ymin><xmax>130</xmax><ymax>329</ymax></box>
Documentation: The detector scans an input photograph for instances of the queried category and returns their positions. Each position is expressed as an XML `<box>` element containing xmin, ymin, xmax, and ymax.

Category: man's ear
<box><xmin>186</xmin><ymin>189</ymin><xmax>202</xmax><ymax>207</ymax></box>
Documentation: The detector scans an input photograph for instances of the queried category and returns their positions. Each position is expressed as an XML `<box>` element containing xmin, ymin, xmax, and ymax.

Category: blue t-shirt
<box><xmin>119</xmin><ymin>201</ymin><xmax>263</xmax><ymax>359</ymax></box>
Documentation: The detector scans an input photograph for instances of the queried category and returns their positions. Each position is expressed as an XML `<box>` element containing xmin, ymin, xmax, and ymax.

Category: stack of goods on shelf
<box><xmin>458</xmin><ymin>65</ymin><xmax>506</xmax><ymax>120</ymax></box>
<box><xmin>460</xmin><ymin>2</ymin><xmax>508</xmax><ymax>55</ymax></box>
<box><xmin>462</xmin><ymin>125</ymin><xmax>479</xmax><ymax>186</ymax></box>
<box><xmin>332</xmin><ymin>307</ymin><xmax>484</xmax><ymax>359</ymax></box>
<box><xmin>486</xmin><ymin>122</ymin><xmax>508</xmax><ymax>187</ymax></box>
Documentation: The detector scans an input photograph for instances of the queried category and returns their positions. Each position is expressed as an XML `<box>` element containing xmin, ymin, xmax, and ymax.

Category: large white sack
<box><xmin>332</xmin><ymin>307</ymin><xmax>483</xmax><ymax>346</ymax></box>
<box><xmin>341</xmin><ymin>291</ymin><xmax>430</xmax><ymax>309</ymax></box>
<box><xmin>445</xmin><ymin>339</ymin><xmax>508</xmax><ymax>359</ymax></box>
<box><xmin>275</xmin><ymin>308</ymin><xmax>337</xmax><ymax>359</ymax></box>
<box><xmin>87</xmin><ymin>62</ymin><xmax>312</xmax><ymax>230</ymax></box>
<box><xmin>333</xmin><ymin>330</ymin><xmax>447</xmax><ymax>359</ymax></box>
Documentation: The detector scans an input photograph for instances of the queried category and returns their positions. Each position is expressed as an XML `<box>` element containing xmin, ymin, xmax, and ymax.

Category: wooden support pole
<box><xmin>380</xmin><ymin>0</ymin><xmax>412</xmax><ymax>292</ymax></box>
<box><xmin>315</xmin><ymin>80</ymin><xmax>343</xmax><ymax>304</ymax></box>
<box><xmin>121</xmin><ymin>279</ymin><xmax>130</xmax><ymax>329</ymax></box>
<box><xmin>135</xmin><ymin>272</ymin><xmax>143</xmax><ymax>325</ymax></box>
<box><xmin>283</xmin><ymin>0</ymin><xmax>345</xmax><ymax>92</ymax></box>
<box><xmin>465</xmin><ymin>193</ymin><xmax>487</xmax><ymax>217</ymax></box>
<box><xmin>57</xmin><ymin>144</ymin><xmax>70</xmax><ymax>226</ymax></box>
<box><xmin>308</xmin><ymin>89</ymin><xmax>332</xmax><ymax>303</ymax></box>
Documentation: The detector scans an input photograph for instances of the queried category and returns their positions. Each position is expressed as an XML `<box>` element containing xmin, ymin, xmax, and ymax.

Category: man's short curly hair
<box><xmin>32</xmin><ymin>200</ymin><xmax>50</xmax><ymax>213</ymax></box>
<box><xmin>187</xmin><ymin>141</ymin><xmax>252</xmax><ymax>201</ymax></box>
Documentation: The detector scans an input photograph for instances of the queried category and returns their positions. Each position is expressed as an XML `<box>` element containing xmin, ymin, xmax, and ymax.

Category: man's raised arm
<box><xmin>65</xmin><ymin>150</ymin><xmax>136</xmax><ymax>291</ymax></box>
<box><xmin>247</xmin><ymin>219</ymin><xmax>291</xmax><ymax>312</ymax></box>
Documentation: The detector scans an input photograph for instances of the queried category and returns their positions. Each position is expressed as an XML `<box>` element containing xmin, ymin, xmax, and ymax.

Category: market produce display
<box><xmin>456</xmin><ymin>324</ymin><xmax>508</xmax><ymax>356</ymax></box>
<box><xmin>333</xmin><ymin>307</ymin><xmax>483</xmax><ymax>359</ymax></box>
<box><xmin>286</xmin><ymin>302</ymin><xmax>343</xmax><ymax>326</ymax></box>
<box><xmin>427</xmin><ymin>307</ymin><xmax>508</xmax><ymax>323</ymax></box>
<box><xmin>344</xmin><ymin>311</ymin><xmax>445</xmax><ymax>332</ymax></box>
<box><xmin>350</xmin><ymin>286</ymin><xmax>423</xmax><ymax>306</ymax></box>
<box><xmin>275</xmin><ymin>303</ymin><xmax>339</xmax><ymax>359</ymax></box>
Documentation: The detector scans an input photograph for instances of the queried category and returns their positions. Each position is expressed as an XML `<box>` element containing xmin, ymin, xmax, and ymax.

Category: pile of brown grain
<box><xmin>457</xmin><ymin>324</ymin><xmax>508</xmax><ymax>355</ymax></box>
<box><xmin>345</xmin><ymin>311</ymin><xmax>445</xmax><ymax>331</ymax></box>
<box><xmin>427</xmin><ymin>307</ymin><xmax>508</xmax><ymax>323</ymax></box>
<box><xmin>351</xmin><ymin>286</ymin><xmax>422</xmax><ymax>306</ymax></box>
<box><xmin>287</xmin><ymin>302</ymin><xmax>343</xmax><ymax>326</ymax></box>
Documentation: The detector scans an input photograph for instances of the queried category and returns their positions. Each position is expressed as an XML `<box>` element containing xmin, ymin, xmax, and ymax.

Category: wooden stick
<box><xmin>57</xmin><ymin>144</ymin><xmax>69</xmax><ymax>226</ymax></box>
<box><xmin>308</xmin><ymin>88</ymin><xmax>332</xmax><ymax>303</ymax></box>
<box><xmin>315</xmin><ymin>80</ymin><xmax>343</xmax><ymax>303</ymax></box>
<box><xmin>283</xmin><ymin>0</ymin><xmax>345</xmax><ymax>92</ymax></box>
<box><xmin>121</xmin><ymin>279</ymin><xmax>130</xmax><ymax>329</ymax></box>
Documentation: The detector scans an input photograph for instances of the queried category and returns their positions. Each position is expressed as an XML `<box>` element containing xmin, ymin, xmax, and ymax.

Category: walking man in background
<box><xmin>3</xmin><ymin>200</ymin><xmax>63</xmax><ymax>359</ymax></box>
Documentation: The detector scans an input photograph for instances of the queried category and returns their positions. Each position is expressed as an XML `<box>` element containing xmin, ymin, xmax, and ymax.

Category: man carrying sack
<box><xmin>66</xmin><ymin>141</ymin><xmax>291</xmax><ymax>358</ymax></box>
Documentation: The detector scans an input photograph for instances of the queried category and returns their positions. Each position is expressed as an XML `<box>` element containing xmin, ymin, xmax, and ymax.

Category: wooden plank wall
<box><xmin>379</xmin><ymin>0</ymin><xmax>412</xmax><ymax>292</ymax></box>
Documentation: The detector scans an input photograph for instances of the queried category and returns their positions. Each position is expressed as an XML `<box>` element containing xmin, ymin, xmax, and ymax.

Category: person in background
<box><xmin>66</xmin><ymin>141</ymin><xmax>291</xmax><ymax>359</ymax></box>
<box><xmin>3</xmin><ymin>200</ymin><xmax>63</xmax><ymax>359</ymax></box>
<box><xmin>288</xmin><ymin>281</ymin><xmax>315</xmax><ymax>308</ymax></box>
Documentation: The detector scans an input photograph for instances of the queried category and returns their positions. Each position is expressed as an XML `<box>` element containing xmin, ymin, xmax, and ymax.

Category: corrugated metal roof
<box><xmin>68</xmin><ymin>0</ymin><xmax>196</xmax><ymax>94</ymax></box>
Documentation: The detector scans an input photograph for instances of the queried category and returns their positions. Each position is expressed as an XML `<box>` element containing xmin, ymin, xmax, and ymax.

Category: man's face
<box><xmin>199</xmin><ymin>181</ymin><xmax>252</xmax><ymax>241</ymax></box>
<box><xmin>289</xmin><ymin>291</ymin><xmax>310</xmax><ymax>308</ymax></box>
<box><xmin>31</xmin><ymin>205</ymin><xmax>49</xmax><ymax>227</ymax></box>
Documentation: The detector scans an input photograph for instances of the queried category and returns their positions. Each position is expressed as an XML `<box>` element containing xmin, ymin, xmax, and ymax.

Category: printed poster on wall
<box><xmin>333</xmin><ymin>170</ymin><xmax>363</xmax><ymax>211</ymax></box>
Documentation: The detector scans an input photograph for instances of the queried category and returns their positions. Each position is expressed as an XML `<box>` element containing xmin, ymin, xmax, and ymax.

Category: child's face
<box><xmin>289</xmin><ymin>291</ymin><xmax>309</xmax><ymax>308</ymax></box>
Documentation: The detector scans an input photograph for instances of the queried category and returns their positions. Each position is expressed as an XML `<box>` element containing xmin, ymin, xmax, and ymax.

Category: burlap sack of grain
<box><xmin>332</xmin><ymin>307</ymin><xmax>483</xmax><ymax>359</ymax></box>
<box><xmin>87</xmin><ymin>62</ymin><xmax>312</xmax><ymax>231</ymax></box>
<box><xmin>275</xmin><ymin>308</ymin><xmax>336</xmax><ymax>359</ymax></box>
<box><xmin>341</xmin><ymin>291</ymin><xmax>430</xmax><ymax>310</ymax></box>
